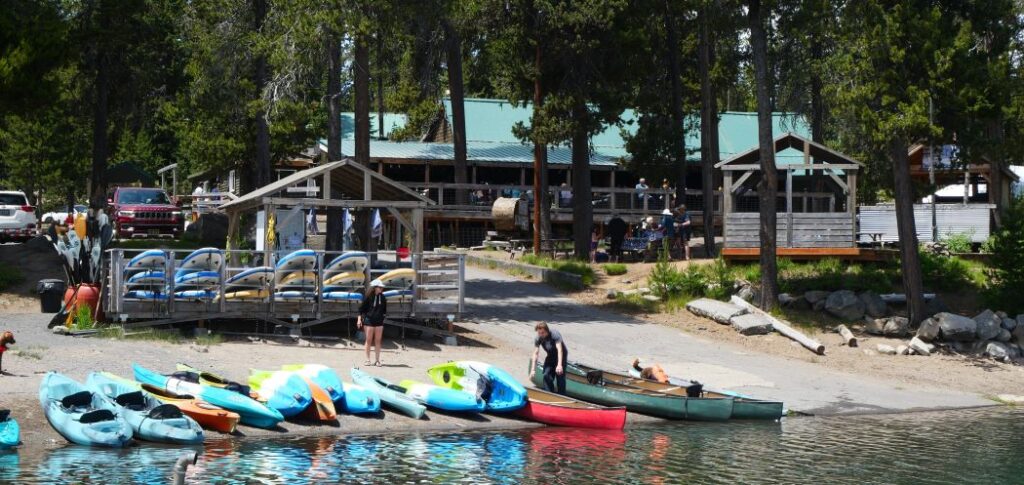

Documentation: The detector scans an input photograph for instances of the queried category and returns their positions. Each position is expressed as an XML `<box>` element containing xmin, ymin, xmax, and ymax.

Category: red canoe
<box><xmin>515</xmin><ymin>388</ymin><xmax>626</xmax><ymax>430</ymax></box>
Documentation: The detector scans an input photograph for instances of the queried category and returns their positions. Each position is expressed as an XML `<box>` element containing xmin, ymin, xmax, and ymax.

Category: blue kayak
<box><xmin>86</xmin><ymin>372</ymin><xmax>204</xmax><ymax>445</ymax></box>
<box><xmin>133</xmin><ymin>364</ymin><xmax>283</xmax><ymax>429</ymax></box>
<box><xmin>339</xmin><ymin>383</ymin><xmax>381</xmax><ymax>414</ymax></box>
<box><xmin>398</xmin><ymin>380</ymin><xmax>486</xmax><ymax>413</ymax></box>
<box><xmin>39</xmin><ymin>372</ymin><xmax>133</xmax><ymax>447</ymax></box>
<box><xmin>426</xmin><ymin>361</ymin><xmax>527</xmax><ymax>412</ymax></box>
<box><xmin>248</xmin><ymin>370</ymin><xmax>313</xmax><ymax>418</ymax></box>
<box><xmin>351</xmin><ymin>368</ymin><xmax>426</xmax><ymax>419</ymax></box>
<box><xmin>280</xmin><ymin>364</ymin><xmax>345</xmax><ymax>403</ymax></box>
<box><xmin>0</xmin><ymin>410</ymin><xmax>18</xmax><ymax>449</ymax></box>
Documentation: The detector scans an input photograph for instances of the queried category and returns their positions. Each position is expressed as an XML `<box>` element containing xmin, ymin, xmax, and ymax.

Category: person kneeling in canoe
<box><xmin>358</xmin><ymin>280</ymin><xmax>387</xmax><ymax>367</ymax></box>
<box><xmin>530</xmin><ymin>322</ymin><xmax>568</xmax><ymax>394</ymax></box>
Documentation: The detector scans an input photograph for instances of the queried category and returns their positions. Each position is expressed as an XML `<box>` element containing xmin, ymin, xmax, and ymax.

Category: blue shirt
<box><xmin>661</xmin><ymin>215</ymin><xmax>675</xmax><ymax>238</ymax></box>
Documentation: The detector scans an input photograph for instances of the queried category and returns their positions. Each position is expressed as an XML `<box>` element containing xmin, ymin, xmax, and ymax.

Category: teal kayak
<box><xmin>39</xmin><ymin>372</ymin><xmax>133</xmax><ymax>447</ymax></box>
<box><xmin>339</xmin><ymin>382</ymin><xmax>381</xmax><ymax>415</ymax></box>
<box><xmin>133</xmin><ymin>364</ymin><xmax>283</xmax><ymax>428</ymax></box>
<box><xmin>350</xmin><ymin>368</ymin><xmax>426</xmax><ymax>419</ymax></box>
<box><xmin>398</xmin><ymin>380</ymin><xmax>486</xmax><ymax>413</ymax></box>
<box><xmin>427</xmin><ymin>361</ymin><xmax>527</xmax><ymax>412</ymax></box>
<box><xmin>280</xmin><ymin>364</ymin><xmax>345</xmax><ymax>404</ymax></box>
<box><xmin>248</xmin><ymin>370</ymin><xmax>313</xmax><ymax>418</ymax></box>
<box><xmin>0</xmin><ymin>410</ymin><xmax>18</xmax><ymax>449</ymax></box>
<box><xmin>86</xmin><ymin>372</ymin><xmax>204</xmax><ymax>445</ymax></box>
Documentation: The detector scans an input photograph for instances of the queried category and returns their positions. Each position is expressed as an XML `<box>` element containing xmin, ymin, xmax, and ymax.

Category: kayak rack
<box><xmin>104</xmin><ymin>249</ymin><xmax>465</xmax><ymax>331</ymax></box>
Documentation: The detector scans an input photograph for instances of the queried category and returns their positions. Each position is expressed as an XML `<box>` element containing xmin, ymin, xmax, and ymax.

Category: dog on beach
<box><xmin>0</xmin><ymin>331</ymin><xmax>14</xmax><ymax>375</ymax></box>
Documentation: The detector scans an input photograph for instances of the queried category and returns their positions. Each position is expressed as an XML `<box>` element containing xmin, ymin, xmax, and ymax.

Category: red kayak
<box><xmin>515</xmin><ymin>388</ymin><xmax>626</xmax><ymax>430</ymax></box>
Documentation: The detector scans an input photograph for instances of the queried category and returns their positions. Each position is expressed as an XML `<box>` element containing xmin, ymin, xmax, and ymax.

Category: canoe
<box><xmin>38</xmin><ymin>372</ymin><xmax>133</xmax><ymax>447</ymax></box>
<box><xmin>626</xmin><ymin>367</ymin><xmax>784</xmax><ymax>420</ymax></box>
<box><xmin>85</xmin><ymin>372</ymin><xmax>204</xmax><ymax>445</ymax></box>
<box><xmin>133</xmin><ymin>364</ymin><xmax>282</xmax><ymax>428</ymax></box>
<box><xmin>427</xmin><ymin>361</ymin><xmax>527</xmax><ymax>412</ymax></box>
<box><xmin>563</xmin><ymin>363</ymin><xmax>734</xmax><ymax>422</ymax></box>
<box><xmin>338</xmin><ymin>383</ymin><xmax>381</xmax><ymax>415</ymax></box>
<box><xmin>398</xmin><ymin>380</ymin><xmax>486</xmax><ymax>413</ymax></box>
<box><xmin>0</xmin><ymin>410</ymin><xmax>19</xmax><ymax>449</ymax></box>
<box><xmin>280</xmin><ymin>364</ymin><xmax>345</xmax><ymax>403</ymax></box>
<box><xmin>248</xmin><ymin>370</ymin><xmax>314</xmax><ymax>418</ymax></box>
<box><xmin>350</xmin><ymin>368</ymin><xmax>426</xmax><ymax>419</ymax></box>
<box><xmin>515</xmin><ymin>388</ymin><xmax>626</xmax><ymax>430</ymax></box>
<box><xmin>98</xmin><ymin>371</ymin><xmax>239</xmax><ymax>433</ymax></box>
<box><xmin>324</xmin><ymin>251</ymin><xmax>368</xmax><ymax>276</ymax></box>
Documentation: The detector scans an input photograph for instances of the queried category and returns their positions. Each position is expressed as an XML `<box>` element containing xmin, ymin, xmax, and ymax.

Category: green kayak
<box><xmin>531</xmin><ymin>362</ymin><xmax>733</xmax><ymax>421</ymax></box>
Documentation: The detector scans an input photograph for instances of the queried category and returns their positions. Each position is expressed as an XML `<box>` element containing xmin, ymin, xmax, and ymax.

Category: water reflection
<box><xmin>7</xmin><ymin>407</ymin><xmax>1024</xmax><ymax>484</ymax></box>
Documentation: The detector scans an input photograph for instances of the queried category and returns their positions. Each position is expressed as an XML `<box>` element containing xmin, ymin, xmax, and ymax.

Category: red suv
<box><xmin>108</xmin><ymin>187</ymin><xmax>184</xmax><ymax>239</ymax></box>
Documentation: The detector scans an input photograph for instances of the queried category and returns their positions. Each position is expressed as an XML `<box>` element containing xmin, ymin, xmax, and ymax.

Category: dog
<box><xmin>0</xmin><ymin>331</ymin><xmax>14</xmax><ymax>375</ymax></box>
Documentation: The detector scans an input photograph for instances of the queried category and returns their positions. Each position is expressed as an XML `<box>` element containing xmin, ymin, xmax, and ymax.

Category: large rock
<box><xmin>916</xmin><ymin>317</ymin><xmax>940</xmax><ymax>341</ymax></box>
<box><xmin>1002</xmin><ymin>318</ymin><xmax>1017</xmax><ymax>331</ymax></box>
<box><xmin>984</xmin><ymin>342</ymin><xmax>1019</xmax><ymax>361</ymax></box>
<box><xmin>1013</xmin><ymin>324</ymin><xmax>1024</xmax><ymax>344</ymax></box>
<box><xmin>859</xmin><ymin>292</ymin><xmax>888</xmax><ymax>318</ymax></box>
<box><xmin>1017</xmin><ymin>314</ymin><xmax>1024</xmax><ymax>329</ymax></box>
<box><xmin>728</xmin><ymin>313</ymin><xmax>774</xmax><ymax>336</ymax></box>
<box><xmin>804</xmin><ymin>291</ymin><xmax>830</xmax><ymax>305</ymax></box>
<box><xmin>909</xmin><ymin>336</ymin><xmax>933</xmax><ymax>356</ymax></box>
<box><xmin>824</xmin><ymin>290</ymin><xmax>866</xmax><ymax>321</ymax></box>
<box><xmin>936</xmin><ymin>312</ymin><xmax>977</xmax><ymax>341</ymax></box>
<box><xmin>883</xmin><ymin>317</ymin><xmax>910</xmax><ymax>337</ymax></box>
<box><xmin>974</xmin><ymin>310</ymin><xmax>1002</xmax><ymax>341</ymax></box>
<box><xmin>896</xmin><ymin>344</ymin><xmax>910</xmax><ymax>355</ymax></box>
<box><xmin>686</xmin><ymin>298</ymin><xmax>747</xmax><ymax>325</ymax></box>
<box><xmin>997</xmin><ymin>329</ymin><xmax>1012</xmax><ymax>343</ymax></box>
<box><xmin>865</xmin><ymin>318</ymin><xmax>886</xmax><ymax>336</ymax></box>
<box><xmin>737</xmin><ymin>286</ymin><xmax>755</xmax><ymax>302</ymax></box>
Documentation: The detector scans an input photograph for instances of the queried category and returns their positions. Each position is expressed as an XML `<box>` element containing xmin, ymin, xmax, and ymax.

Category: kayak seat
<box><xmin>0</xmin><ymin>409</ymin><xmax>9</xmax><ymax>421</ymax></box>
<box><xmin>147</xmin><ymin>404</ymin><xmax>184</xmax><ymax>420</ymax></box>
<box><xmin>171</xmin><ymin>371</ymin><xmax>201</xmax><ymax>383</ymax></box>
<box><xmin>61</xmin><ymin>391</ymin><xmax>94</xmax><ymax>409</ymax></box>
<box><xmin>686</xmin><ymin>383</ymin><xmax>703</xmax><ymax>398</ymax></box>
<box><xmin>79</xmin><ymin>409</ymin><xmax>116</xmax><ymax>424</ymax></box>
<box><xmin>115</xmin><ymin>391</ymin><xmax>148</xmax><ymax>410</ymax></box>
<box><xmin>223</xmin><ymin>382</ymin><xmax>251</xmax><ymax>396</ymax></box>
<box><xmin>585</xmin><ymin>370</ymin><xmax>604</xmax><ymax>385</ymax></box>
<box><xmin>472</xmin><ymin>375</ymin><xmax>490</xmax><ymax>400</ymax></box>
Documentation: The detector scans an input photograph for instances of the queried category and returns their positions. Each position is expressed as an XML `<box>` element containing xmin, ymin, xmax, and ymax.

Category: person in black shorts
<box><xmin>358</xmin><ymin>279</ymin><xmax>388</xmax><ymax>366</ymax></box>
<box><xmin>530</xmin><ymin>322</ymin><xmax>568</xmax><ymax>394</ymax></box>
<box><xmin>607</xmin><ymin>213</ymin><xmax>627</xmax><ymax>263</ymax></box>
<box><xmin>675</xmin><ymin>205</ymin><xmax>692</xmax><ymax>260</ymax></box>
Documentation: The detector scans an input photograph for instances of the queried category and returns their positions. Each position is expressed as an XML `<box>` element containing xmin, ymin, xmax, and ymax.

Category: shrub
<box><xmin>520</xmin><ymin>254</ymin><xmax>596</xmax><ymax>286</ymax></box>
<box><xmin>942</xmin><ymin>231</ymin><xmax>974</xmax><ymax>254</ymax></box>
<box><xmin>986</xmin><ymin>197</ymin><xmax>1024</xmax><ymax>313</ymax></box>
<box><xmin>604</xmin><ymin>263</ymin><xmax>627</xmax><ymax>276</ymax></box>
<box><xmin>704</xmin><ymin>258</ymin><xmax>734</xmax><ymax>300</ymax></box>
<box><xmin>648</xmin><ymin>254</ymin><xmax>686</xmax><ymax>298</ymax></box>
<box><xmin>918</xmin><ymin>251</ymin><xmax>974</xmax><ymax>291</ymax></box>
<box><xmin>72</xmin><ymin>305</ymin><xmax>94</xmax><ymax>330</ymax></box>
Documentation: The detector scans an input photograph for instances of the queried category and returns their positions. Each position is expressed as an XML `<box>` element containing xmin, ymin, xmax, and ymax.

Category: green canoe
<box><xmin>530</xmin><ymin>362</ymin><xmax>733</xmax><ymax>421</ymax></box>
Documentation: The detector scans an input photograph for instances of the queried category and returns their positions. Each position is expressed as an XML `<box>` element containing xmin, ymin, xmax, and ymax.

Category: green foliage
<box><xmin>0</xmin><ymin>263</ymin><xmax>24</xmax><ymax>291</ymax></box>
<box><xmin>942</xmin><ymin>231</ymin><xmax>974</xmax><ymax>254</ymax></box>
<box><xmin>611</xmin><ymin>293</ymin><xmax>661</xmax><ymax>314</ymax></box>
<box><xmin>986</xmin><ymin>197</ymin><xmax>1024</xmax><ymax>312</ymax></box>
<box><xmin>918</xmin><ymin>251</ymin><xmax>982</xmax><ymax>292</ymax></box>
<box><xmin>603</xmin><ymin>263</ymin><xmax>627</xmax><ymax>276</ymax></box>
<box><xmin>519</xmin><ymin>254</ymin><xmax>596</xmax><ymax>286</ymax></box>
<box><xmin>72</xmin><ymin>305</ymin><xmax>94</xmax><ymax>330</ymax></box>
<box><xmin>647</xmin><ymin>251</ymin><xmax>686</xmax><ymax>298</ymax></box>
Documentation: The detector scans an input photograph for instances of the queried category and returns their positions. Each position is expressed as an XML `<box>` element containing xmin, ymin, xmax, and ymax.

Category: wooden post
<box><xmin>225</xmin><ymin>211</ymin><xmax>240</xmax><ymax>266</ymax></box>
<box><xmin>425</xmin><ymin>164</ymin><xmax>431</xmax><ymax>184</ymax></box>
<box><xmin>322</xmin><ymin>171</ymin><xmax>331</xmax><ymax>200</ymax></box>
<box><xmin>786</xmin><ymin>168</ymin><xmax>793</xmax><ymax>247</ymax></box>
<box><xmin>848</xmin><ymin>172</ymin><xmax>857</xmax><ymax>246</ymax></box>
<box><xmin>963</xmin><ymin>171</ymin><xmax>969</xmax><ymax>205</ymax></box>
<box><xmin>472</xmin><ymin>165</ymin><xmax>478</xmax><ymax>184</ymax></box>
<box><xmin>722</xmin><ymin>171</ymin><xmax>732</xmax><ymax>246</ymax></box>
<box><xmin>731</xmin><ymin>296</ymin><xmax>825</xmax><ymax>355</ymax></box>
<box><xmin>412</xmin><ymin>208</ymin><xmax>424</xmax><ymax>254</ymax></box>
<box><xmin>519</xmin><ymin>167</ymin><xmax>526</xmax><ymax>186</ymax></box>
<box><xmin>363</xmin><ymin>171</ymin><xmax>372</xmax><ymax>200</ymax></box>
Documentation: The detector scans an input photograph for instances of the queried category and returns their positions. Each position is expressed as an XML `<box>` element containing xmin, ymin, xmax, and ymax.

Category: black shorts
<box><xmin>610</xmin><ymin>237</ymin><xmax>624</xmax><ymax>255</ymax></box>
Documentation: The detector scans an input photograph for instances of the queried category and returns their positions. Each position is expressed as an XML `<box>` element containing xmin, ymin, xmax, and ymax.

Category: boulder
<box><xmin>876</xmin><ymin>344</ymin><xmax>897</xmax><ymax>355</ymax></box>
<box><xmin>909</xmin><ymin>336</ymin><xmax>933</xmax><ymax>356</ymax></box>
<box><xmin>686</xmin><ymin>298</ymin><xmax>747</xmax><ymax>325</ymax></box>
<box><xmin>778</xmin><ymin>293</ymin><xmax>795</xmax><ymax>306</ymax></box>
<box><xmin>729</xmin><ymin>313</ymin><xmax>774</xmax><ymax>336</ymax></box>
<box><xmin>935</xmin><ymin>312</ymin><xmax>977</xmax><ymax>342</ymax></box>
<box><xmin>916</xmin><ymin>317</ymin><xmax>940</xmax><ymax>341</ymax></box>
<box><xmin>1018</xmin><ymin>314</ymin><xmax>1024</xmax><ymax>329</ymax></box>
<box><xmin>824</xmin><ymin>290</ymin><xmax>866</xmax><ymax>321</ymax></box>
<box><xmin>997</xmin><ymin>329</ymin><xmax>1012</xmax><ymax>343</ymax></box>
<box><xmin>883</xmin><ymin>317</ymin><xmax>910</xmax><ymax>337</ymax></box>
<box><xmin>984</xmin><ymin>342</ymin><xmax>1019</xmax><ymax>361</ymax></box>
<box><xmin>924</xmin><ymin>298</ymin><xmax>949</xmax><ymax>318</ymax></box>
<box><xmin>974</xmin><ymin>310</ymin><xmax>1003</xmax><ymax>341</ymax></box>
<box><xmin>737</xmin><ymin>286</ymin><xmax>755</xmax><ymax>302</ymax></box>
<box><xmin>859</xmin><ymin>291</ymin><xmax>888</xmax><ymax>318</ymax></box>
<box><xmin>896</xmin><ymin>344</ymin><xmax>910</xmax><ymax>355</ymax></box>
<box><xmin>1002</xmin><ymin>318</ymin><xmax>1017</xmax><ymax>331</ymax></box>
<box><xmin>996</xmin><ymin>311</ymin><xmax>1009</xmax><ymax>319</ymax></box>
<box><xmin>865</xmin><ymin>318</ymin><xmax>886</xmax><ymax>336</ymax></box>
<box><xmin>1014</xmin><ymin>324</ymin><xmax>1024</xmax><ymax>344</ymax></box>
<box><xmin>804</xmin><ymin>290</ymin><xmax>830</xmax><ymax>304</ymax></box>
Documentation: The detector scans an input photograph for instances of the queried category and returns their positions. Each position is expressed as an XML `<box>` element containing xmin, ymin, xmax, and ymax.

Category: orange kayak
<box><xmin>141</xmin><ymin>383</ymin><xmax>240</xmax><ymax>433</ymax></box>
<box><xmin>299</xmin><ymin>377</ymin><xmax>337</xmax><ymax>422</ymax></box>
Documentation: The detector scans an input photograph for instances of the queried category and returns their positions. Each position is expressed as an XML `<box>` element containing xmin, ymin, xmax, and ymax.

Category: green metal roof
<box><xmin>340</xmin><ymin>112</ymin><xmax>408</xmax><ymax>140</ymax></box>
<box><xmin>320</xmin><ymin>138</ymin><xmax>620</xmax><ymax>167</ymax></box>
<box><xmin>442</xmin><ymin>98</ymin><xmax>811</xmax><ymax>164</ymax></box>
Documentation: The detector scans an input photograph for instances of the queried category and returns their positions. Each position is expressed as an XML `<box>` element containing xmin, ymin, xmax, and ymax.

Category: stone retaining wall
<box><xmin>441</xmin><ymin>249</ymin><xmax>585</xmax><ymax>291</ymax></box>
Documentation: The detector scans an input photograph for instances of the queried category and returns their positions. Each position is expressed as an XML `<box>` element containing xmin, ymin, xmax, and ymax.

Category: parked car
<box><xmin>107</xmin><ymin>187</ymin><xmax>184</xmax><ymax>239</ymax></box>
<box><xmin>42</xmin><ymin>204</ymin><xmax>88</xmax><ymax>224</ymax></box>
<box><xmin>0</xmin><ymin>191</ymin><xmax>38</xmax><ymax>242</ymax></box>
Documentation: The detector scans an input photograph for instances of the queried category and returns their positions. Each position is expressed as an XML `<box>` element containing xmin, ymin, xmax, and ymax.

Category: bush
<box><xmin>986</xmin><ymin>197</ymin><xmax>1024</xmax><ymax>312</ymax></box>
<box><xmin>604</xmin><ymin>263</ymin><xmax>627</xmax><ymax>276</ymax></box>
<box><xmin>942</xmin><ymin>231</ymin><xmax>974</xmax><ymax>254</ymax></box>
<box><xmin>520</xmin><ymin>254</ymin><xmax>596</xmax><ymax>286</ymax></box>
<box><xmin>648</xmin><ymin>253</ymin><xmax>686</xmax><ymax>298</ymax></box>
<box><xmin>72</xmin><ymin>305</ymin><xmax>94</xmax><ymax>330</ymax></box>
<box><xmin>918</xmin><ymin>251</ymin><xmax>977</xmax><ymax>291</ymax></box>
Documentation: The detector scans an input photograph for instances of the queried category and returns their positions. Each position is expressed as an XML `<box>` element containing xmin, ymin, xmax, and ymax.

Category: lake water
<box><xmin>4</xmin><ymin>407</ymin><xmax>1023</xmax><ymax>484</ymax></box>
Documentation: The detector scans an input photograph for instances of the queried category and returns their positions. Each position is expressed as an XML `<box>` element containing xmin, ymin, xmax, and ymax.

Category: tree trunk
<box><xmin>253</xmin><ymin>0</ymin><xmax>271</xmax><ymax>188</ymax></box>
<box><xmin>89</xmin><ymin>47</ymin><xmax>109</xmax><ymax>210</ymax></box>
<box><xmin>376</xmin><ymin>32</ymin><xmax>385</xmax><ymax>140</ymax></box>
<box><xmin>571</xmin><ymin>102</ymin><xmax>593</xmax><ymax>260</ymax></box>
<box><xmin>325</xmin><ymin>33</ymin><xmax>343</xmax><ymax>251</ymax></box>
<box><xmin>354</xmin><ymin>34</ymin><xmax>371</xmax><ymax>166</ymax></box>
<box><xmin>809</xmin><ymin>35</ymin><xmax>825</xmax><ymax>144</ymax></box>
<box><xmin>532</xmin><ymin>43</ymin><xmax>550</xmax><ymax>253</ymax></box>
<box><xmin>443</xmin><ymin>19</ymin><xmax>469</xmax><ymax>205</ymax></box>
<box><xmin>698</xmin><ymin>4</ymin><xmax>717</xmax><ymax>258</ymax></box>
<box><xmin>748</xmin><ymin>0</ymin><xmax>779</xmax><ymax>310</ymax></box>
<box><xmin>664</xmin><ymin>0</ymin><xmax>685</xmax><ymax>208</ymax></box>
<box><xmin>890</xmin><ymin>138</ymin><xmax>926</xmax><ymax>324</ymax></box>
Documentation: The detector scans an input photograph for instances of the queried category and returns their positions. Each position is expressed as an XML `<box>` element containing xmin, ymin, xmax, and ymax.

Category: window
<box><xmin>0</xmin><ymin>193</ymin><xmax>28</xmax><ymax>206</ymax></box>
<box><xmin>118</xmin><ymin>190</ymin><xmax>170</xmax><ymax>205</ymax></box>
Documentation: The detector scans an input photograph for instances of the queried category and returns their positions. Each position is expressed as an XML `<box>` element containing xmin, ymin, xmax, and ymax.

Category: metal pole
<box><xmin>929</xmin><ymin>98</ymin><xmax>937</xmax><ymax>243</ymax></box>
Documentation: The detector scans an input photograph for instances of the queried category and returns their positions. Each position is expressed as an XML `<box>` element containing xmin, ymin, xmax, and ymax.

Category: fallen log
<box><xmin>730</xmin><ymin>296</ymin><xmax>825</xmax><ymax>355</ymax></box>
<box><xmin>836</xmin><ymin>324</ymin><xmax>857</xmax><ymax>347</ymax></box>
<box><xmin>879</xmin><ymin>293</ymin><xmax>936</xmax><ymax>304</ymax></box>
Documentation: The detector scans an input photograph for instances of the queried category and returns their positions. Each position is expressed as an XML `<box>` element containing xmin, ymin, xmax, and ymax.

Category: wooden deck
<box><xmin>722</xmin><ymin>247</ymin><xmax>862</xmax><ymax>260</ymax></box>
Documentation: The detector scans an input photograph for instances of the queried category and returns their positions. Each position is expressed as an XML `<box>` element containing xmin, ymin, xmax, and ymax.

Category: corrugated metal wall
<box><xmin>858</xmin><ymin>204</ymin><xmax>993</xmax><ymax>243</ymax></box>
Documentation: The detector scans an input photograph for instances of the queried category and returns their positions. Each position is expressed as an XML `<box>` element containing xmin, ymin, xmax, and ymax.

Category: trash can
<box><xmin>36</xmin><ymin>279</ymin><xmax>66</xmax><ymax>313</ymax></box>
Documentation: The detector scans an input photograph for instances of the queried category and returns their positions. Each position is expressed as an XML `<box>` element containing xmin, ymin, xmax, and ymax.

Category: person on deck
<box><xmin>530</xmin><ymin>322</ymin><xmax>568</xmax><ymax>394</ymax></box>
<box><xmin>660</xmin><ymin>209</ymin><xmax>675</xmax><ymax>260</ymax></box>
<box><xmin>559</xmin><ymin>182</ymin><xmax>572</xmax><ymax>208</ymax></box>
<box><xmin>635</xmin><ymin>178</ymin><xmax>649</xmax><ymax>205</ymax></box>
<box><xmin>357</xmin><ymin>280</ymin><xmax>388</xmax><ymax>367</ymax></box>
<box><xmin>607</xmin><ymin>213</ymin><xmax>627</xmax><ymax>263</ymax></box>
